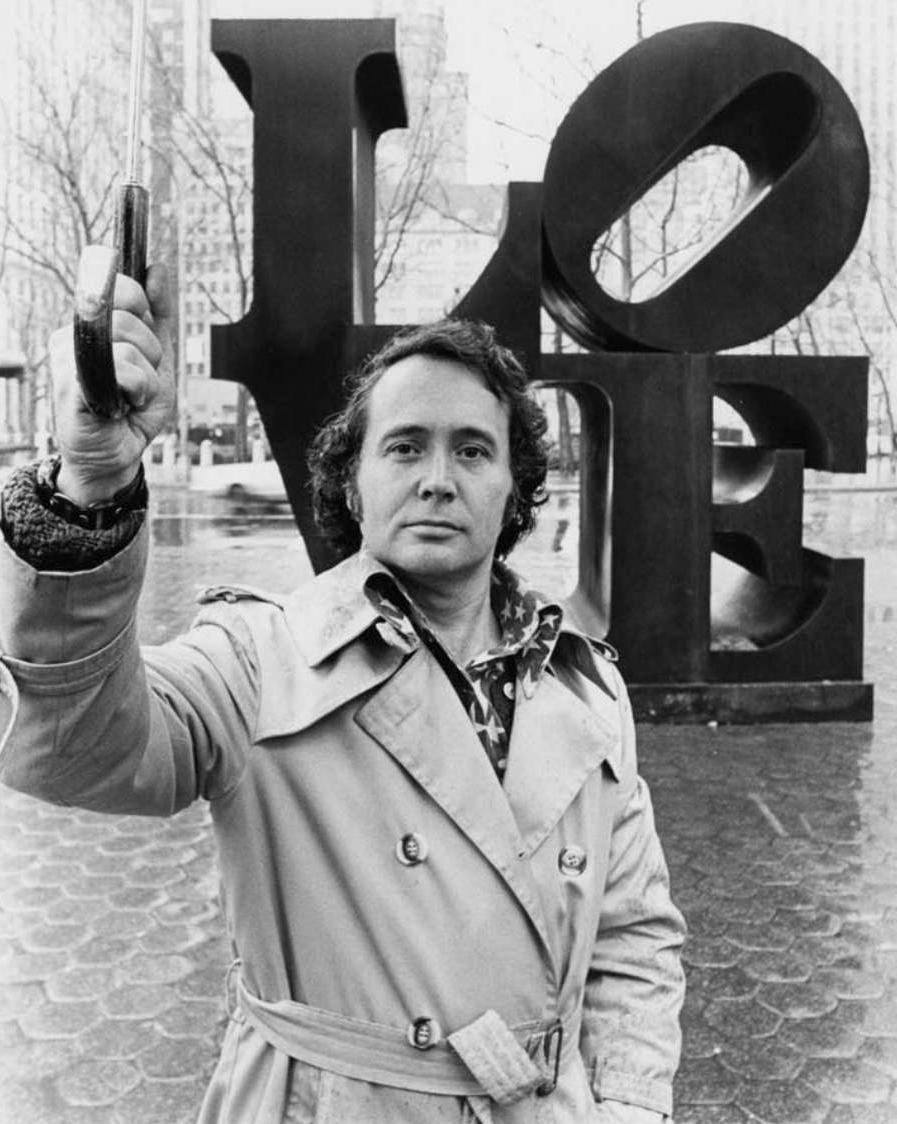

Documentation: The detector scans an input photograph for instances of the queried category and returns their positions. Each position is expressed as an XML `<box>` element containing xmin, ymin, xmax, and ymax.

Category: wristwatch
<box><xmin>35</xmin><ymin>455</ymin><xmax>148</xmax><ymax>531</ymax></box>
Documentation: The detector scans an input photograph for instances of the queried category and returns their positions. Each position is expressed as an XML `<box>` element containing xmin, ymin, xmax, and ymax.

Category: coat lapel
<box><xmin>503</xmin><ymin>667</ymin><xmax>621</xmax><ymax>855</ymax></box>
<box><xmin>354</xmin><ymin>647</ymin><xmax>557</xmax><ymax>957</ymax></box>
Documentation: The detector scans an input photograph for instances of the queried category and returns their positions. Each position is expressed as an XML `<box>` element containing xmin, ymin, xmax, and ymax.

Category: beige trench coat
<box><xmin>0</xmin><ymin>525</ymin><xmax>685</xmax><ymax>1123</ymax></box>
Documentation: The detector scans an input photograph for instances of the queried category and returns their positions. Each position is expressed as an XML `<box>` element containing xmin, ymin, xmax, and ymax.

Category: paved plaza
<box><xmin>1</xmin><ymin>491</ymin><xmax>896</xmax><ymax>1123</ymax></box>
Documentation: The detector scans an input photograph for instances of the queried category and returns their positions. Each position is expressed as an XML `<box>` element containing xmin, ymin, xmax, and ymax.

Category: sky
<box><xmin>208</xmin><ymin>0</ymin><xmax>744</xmax><ymax>182</ymax></box>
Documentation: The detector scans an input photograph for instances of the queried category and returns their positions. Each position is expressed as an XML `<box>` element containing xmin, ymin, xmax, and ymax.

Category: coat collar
<box><xmin>286</xmin><ymin>551</ymin><xmax>618</xmax><ymax>703</ymax></box>
<box><xmin>285</xmin><ymin>551</ymin><xmax>387</xmax><ymax>669</ymax></box>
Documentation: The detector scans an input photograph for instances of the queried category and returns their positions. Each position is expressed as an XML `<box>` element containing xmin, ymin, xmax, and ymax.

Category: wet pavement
<box><xmin>1</xmin><ymin>487</ymin><xmax>897</xmax><ymax>1123</ymax></box>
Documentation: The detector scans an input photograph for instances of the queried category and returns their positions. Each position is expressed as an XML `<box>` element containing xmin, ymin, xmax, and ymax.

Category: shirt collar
<box><xmin>362</xmin><ymin>553</ymin><xmax>565</xmax><ymax>697</ymax></box>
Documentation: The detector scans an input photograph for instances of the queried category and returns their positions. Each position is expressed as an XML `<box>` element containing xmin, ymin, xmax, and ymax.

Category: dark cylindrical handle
<box><xmin>73</xmin><ymin>246</ymin><xmax>125</xmax><ymax>419</ymax></box>
<box><xmin>116</xmin><ymin>182</ymin><xmax>149</xmax><ymax>287</ymax></box>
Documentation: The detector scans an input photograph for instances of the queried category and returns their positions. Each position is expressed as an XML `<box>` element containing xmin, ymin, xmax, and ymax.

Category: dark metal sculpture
<box><xmin>210</xmin><ymin>19</ymin><xmax>871</xmax><ymax>722</ymax></box>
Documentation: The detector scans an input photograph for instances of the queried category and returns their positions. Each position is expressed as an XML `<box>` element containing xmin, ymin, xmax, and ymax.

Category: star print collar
<box><xmin>484</xmin><ymin>560</ymin><xmax>564</xmax><ymax>697</ymax></box>
<box><xmin>362</xmin><ymin>557</ymin><xmax>565</xmax><ymax>698</ymax></box>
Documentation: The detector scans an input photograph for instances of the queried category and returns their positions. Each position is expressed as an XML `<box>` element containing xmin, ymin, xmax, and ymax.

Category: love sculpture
<box><xmin>209</xmin><ymin>19</ymin><xmax>872</xmax><ymax>722</ymax></box>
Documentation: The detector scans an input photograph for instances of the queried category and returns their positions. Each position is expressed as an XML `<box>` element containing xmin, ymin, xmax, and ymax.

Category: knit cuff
<box><xmin>0</xmin><ymin>463</ymin><xmax>145</xmax><ymax>572</ymax></box>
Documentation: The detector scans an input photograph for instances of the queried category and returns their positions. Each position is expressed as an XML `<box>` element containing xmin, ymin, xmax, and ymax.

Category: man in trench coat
<box><xmin>0</xmin><ymin>265</ymin><xmax>685</xmax><ymax>1123</ymax></box>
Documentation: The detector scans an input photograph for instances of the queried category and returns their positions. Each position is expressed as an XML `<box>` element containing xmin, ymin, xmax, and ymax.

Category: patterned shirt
<box><xmin>364</xmin><ymin>563</ymin><xmax>564</xmax><ymax>783</ymax></box>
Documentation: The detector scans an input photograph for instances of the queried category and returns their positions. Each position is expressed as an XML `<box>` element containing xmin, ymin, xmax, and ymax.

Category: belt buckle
<box><xmin>533</xmin><ymin>1018</ymin><xmax>563</xmax><ymax>1097</ymax></box>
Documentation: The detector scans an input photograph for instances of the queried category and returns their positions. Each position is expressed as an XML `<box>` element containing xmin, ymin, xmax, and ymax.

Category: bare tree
<box><xmin>0</xmin><ymin>6</ymin><xmax>128</xmax><ymax>450</ymax></box>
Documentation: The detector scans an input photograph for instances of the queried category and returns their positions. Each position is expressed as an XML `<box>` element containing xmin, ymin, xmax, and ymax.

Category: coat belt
<box><xmin>234</xmin><ymin>972</ymin><xmax>580</xmax><ymax>1105</ymax></box>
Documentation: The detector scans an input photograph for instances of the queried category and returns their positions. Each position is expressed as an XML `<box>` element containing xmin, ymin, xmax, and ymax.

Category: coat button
<box><xmin>407</xmin><ymin>1016</ymin><xmax>442</xmax><ymax>1050</ymax></box>
<box><xmin>558</xmin><ymin>845</ymin><xmax>588</xmax><ymax>877</ymax></box>
<box><xmin>396</xmin><ymin>832</ymin><xmax>429</xmax><ymax>866</ymax></box>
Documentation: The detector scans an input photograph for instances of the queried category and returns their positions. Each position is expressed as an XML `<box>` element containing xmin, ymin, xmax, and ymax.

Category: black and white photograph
<box><xmin>0</xmin><ymin>1</ymin><xmax>895</xmax><ymax>1121</ymax></box>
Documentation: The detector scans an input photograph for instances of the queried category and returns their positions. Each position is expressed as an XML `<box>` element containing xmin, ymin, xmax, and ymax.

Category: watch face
<box><xmin>36</xmin><ymin>455</ymin><xmax>62</xmax><ymax>493</ymax></box>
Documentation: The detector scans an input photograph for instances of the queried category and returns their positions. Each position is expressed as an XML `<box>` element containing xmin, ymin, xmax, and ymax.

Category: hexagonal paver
<box><xmin>108</xmin><ymin>886</ymin><xmax>168</xmax><ymax>911</ymax></box>
<box><xmin>709</xmin><ymin>897</ymin><xmax>780</xmax><ymax>927</ymax></box>
<box><xmin>0</xmin><ymin>884</ymin><xmax>64</xmax><ymax>911</ymax></box>
<box><xmin>757</xmin><ymin>981</ymin><xmax>839</xmax><ymax>1019</ymax></box>
<box><xmin>100</xmin><ymin>985</ymin><xmax>178</xmax><ymax>1020</ymax></box>
<box><xmin>79</xmin><ymin>850</ymin><xmax>136</xmax><ymax>875</ymax></box>
<box><xmin>675</xmin><ymin>1055</ymin><xmax>739</xmax><ymax>1106</ymax></box>
<box><xmin>686</xmin><ymin>965</ymin><xmax>757</xmax><ymax>1003</ymax></box>
<box><xmin>781</xmin><ymin>911</ymin><xmax>844</xmax><ymax>938</ymax></box>
<box><xmin>682</xmin><ymin>907</ymin><xmax>731</xmax><ymax>939</ymax></box>
<box><xmin>1</xmin><ymin>831</ymin><xmax>51</xmax><ymax>856</ymax></box>
<box><xmin>65</xmin><ymin>874</ymin><xmax>127</xmax><ymax>900</ymax></box>
<box><xmin>19</xmin><ymin>1000</ymin><xmax>102</xmax><ymax>1040</ymax></box>
<box><xmin>55</xmin><ymin>1058</ymin><xmax>141</xmax><ymax>1106</ymax></box>
<box><xmin>119</xmin><ymin>953</ymin><xmax>195</xmax><ymax>987</ymax></box>
<box><xmin>860</xmin><ymin>1036</ymin><xmax>897</xmax><ymax>1079</ymax></box>
<box><xmin>799</xmin><ymin>1058</ymin><xmax>891</xmax><ymax>1105</ymax></box>
<box><xmin>754</xmin><ymin>884</ymin><xmax>818</xmax><ymax>913</ymax></box>
<box><xmin>142</xmin><ymin>845</ymin><xmax>198</xmax><ymax>867</ymax></box>
<box><xmin>19</xmin><ymin>922</ymin><xmax>91</xmax><ymax>954</ymax></box>
<box><xmin>718</xmin><ymin>1036</ymin><xmax>805</xmax><ymax>1081</ymax></box>
<box><xmin>0</xmin><ymin>981</ymin><xmax>46</xmax><ymax>1021</ymax></box>
<box><xmin>824</xmin><ymin>1106</ymin><xmax>897</xmax><ymax>1124</ymax></box>
<box><xmin>138</xmin><ymin>1036</ymin><xmax>210</xmax><ymax>1080</ymax></box>
<box><xmin>792</xmin><ymin>934</ymin><xmax>868</xmax><ymax>968</ymax></box>
<box><xmin>113</xmin><ymin>817</ymin><xmax>161</xmax><ymax>838</ymax></box>
<box><xmin>127</xmin><ymin>865</ymin><xmax>185</xmax><ymax>889</ymax></box>
<box><xmin>0</xmin><ymin>1073</ymin><xmax>61</xmax><ymax>1123</ymax></box>
<box><xmin>681</xmin><ymin>1018</ymin><xmax>724</xmax><ymax>1060</ymax></box>
<box><xmin>91</xmin><ymin>910</ymin><xmax>153</xmax><ymax>940</ymax></box>
<box><xmin>45</xmin><ymin>967</ymin><xmax>115</xmax><ymax>1004</ymax></box>
<box><xmin>76</xmin><ymin>1019</ymin><xmax>160</xmax><ymax>1062</ymax></box>
<box><xmin>109</xmin><ymin>1077</ymin><xmax>208</xmax><ymax>1124</ymax></box>
<box><xmin>683</xmin><ymin>937</ymin><xmax>743</xmax><ymax>970</ymax></box>
<box><xmin>742</xmin><ymin>950</ymin><xmax>815</xmax><ymax>985</ymax></box>
<box><xmin>674</xmin><ymin>1104</ymin><xmax>749</xmax><ymax>1123</ymax></box>
<box><xmin>725</xmin><ymin>921</ymin><xmax>796</xmax><ymax>953</ymax></box>
<box><xmin>736</xmin><ymin>1078</ymin><xmax>829</xmax><ymax>1124</ymax></box>
<box><xmin>61</xmin><ymin>824</ymin><xmax>110</xmax><ymax>844</ymax></box>
<box><xmin>154</xmin><ymin>898</ymin><xmax>218</xmax><ymax>926</ymax></box>
<box><xmin>814</xmin><ymin>967</ymin><xmax>887</xmax><ymax>1002</ymax></box>
<box><xmin>43</xmin><ymin>896</ymin><xmax>110</xmax><ymax>926</ymax></box>
<box><xmin>21</xmin><ymin>862</ymin><xmax>83</xmax><ymax>887</ymax></box>
<box><xmin>154</xmin><ymin>998</ymin><xmax>223</xmax><ymax>1039</ymax></box>
<box><xmin>705</xmin><ymin>995</ymin><xmax>783</xmax><ymax>1039</ymax></box>
<box><xmin>71</xmin><ymin>937</ymin><xmax>135</xmax><ymax>967</ymax></box>
<box><xmin>860</xmin><ymin>997</ymin><xmax>897</xmax><ymax>1037</ymax></box>
<box><xmin>98</xmin><ymin>836</ymin><xmax>152</xmax><ymax>855</ymax></box>
<box><xmin>138</xmin><ymin>922</ymin><xmax>205</xmax><ymax>954</ymax></box>
<box><xmin>0</xmin><ymin>949</ymin><xmax>69</xmax><ymax>984</ymax></box>
<box><xmin>779</xmin><ymin>1007</ymin><xmax>864</xmax><ymax>1060</ymax></box>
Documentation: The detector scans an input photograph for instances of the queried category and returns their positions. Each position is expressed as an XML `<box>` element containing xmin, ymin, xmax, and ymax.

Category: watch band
<box><xmin>35</xmin><ymin>455</ymin><xmax>148</xmax><ymax>531</ymax></box>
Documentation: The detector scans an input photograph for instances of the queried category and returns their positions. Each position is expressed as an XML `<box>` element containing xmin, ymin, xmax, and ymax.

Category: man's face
<box><xmin>353</xmin><ymin>353</ymin><xmax>514</xmax><ymax>591</ymax></box>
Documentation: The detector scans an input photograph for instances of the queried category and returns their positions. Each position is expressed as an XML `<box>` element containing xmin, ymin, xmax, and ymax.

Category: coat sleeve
<box><xmin>0</xmin><ymin>522</ymin><xmax>263</xmax><ymax>815</ymax></box>
<box><xmin>580</xmin><ymin>667</ymin><xmax>686</xmax><ymax>1119</ymax></box>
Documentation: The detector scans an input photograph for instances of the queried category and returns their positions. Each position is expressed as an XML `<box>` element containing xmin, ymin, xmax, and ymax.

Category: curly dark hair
<box><xmin>307</xmin><ymin>318</ymin><xmax>549</xmax><ymax>561</ymax></box>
